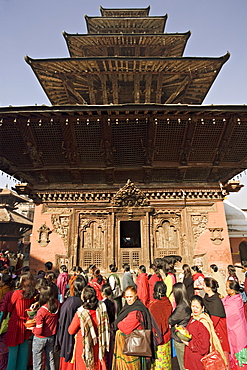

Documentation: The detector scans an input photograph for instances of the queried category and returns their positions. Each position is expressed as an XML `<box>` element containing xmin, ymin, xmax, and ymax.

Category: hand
<box><xmin>181</xmin><ymin>339</ymin><xmax>189</xmax><ymax>346</ymax></box>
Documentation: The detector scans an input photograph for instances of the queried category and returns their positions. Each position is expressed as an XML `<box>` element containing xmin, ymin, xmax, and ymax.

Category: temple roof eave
<box><xmin>1</xmin><ymin>102</ymin><xmax>247</xmax><ymax>114</ymax></box>
<box><xmin>26</xmin><ymin>53</ymin><xmax>229</xmax><ymax>64</ymax></box>
<box><xmin>99</xmin><ymin>6</ymin><xmax>151</xmax><ymax>17</ymax></box>
<box><xmin>84</xmin><ymin>15</ymin><xmax>168</xmax><ymax>34</ymax></box>
<box><xmin>24</xmin><ymin>53</ymin><xmax>230</xmax><ymax>106</ymax></box>
<box><xmin>63</xmin><ymin>31</ymin><xmax>191</xmax><ymax>58</ymax></box>
<box><xmin>1</xmin><ymin>102</ymin><xmax>247</xmax><ymax>189</ymax></box>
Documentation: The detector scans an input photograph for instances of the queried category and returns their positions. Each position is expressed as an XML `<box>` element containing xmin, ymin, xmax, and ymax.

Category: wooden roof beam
<box><xmin>134</xmin><ymin>74</ymin><xmax>141</xmax><ymax>103</ymax></box>
<box><xmin>165</xmin><ymin>76</ymin><xmax>191</xmax><ymax>104</ymax></box>
<box><xmin>59</xmin><ymin>74</ymin><xmax>87</xmax><ymax>104</ymax></box>
<box><xmin>99</xmin><ymin>75</ymin><xmax>108</xmax><ymax>105</ymax></box>
<box><xmin>87</xmin><ymin>75</ymin><xmax>96</xmax><ymax>105</ymax></box>
<box><xmin>112</xmin><ymin>75</ymin><xmax>119</xmax><ymax>104</ymax></box>
<box><xmin>156</xmin><ymin>74</ymin><xmax>163</xmax><ymax>103</ymax></box>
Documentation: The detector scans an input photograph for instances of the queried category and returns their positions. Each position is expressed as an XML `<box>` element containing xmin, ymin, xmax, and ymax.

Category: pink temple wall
<box><xmin>29</xmin><ymin>204</ymin><xmax>67</xmax><ymax>273</ymax></box>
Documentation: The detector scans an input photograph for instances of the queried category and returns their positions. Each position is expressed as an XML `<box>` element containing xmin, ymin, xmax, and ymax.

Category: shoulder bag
<box><xmin>123</xmin><ymin>329</ymin><xmax>152</xmax><ymax>357</ymax></box>
<box><xmin>201</xmin><ymin>349</ymin><xmax>226</xmax><ymax>370</ymax></box>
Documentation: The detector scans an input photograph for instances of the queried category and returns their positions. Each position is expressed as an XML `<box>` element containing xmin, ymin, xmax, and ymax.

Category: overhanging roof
<box><xmin>25</xmin><ymin>54</ymin><xmax>229</xmax><ymax>105</ymax></box>
<box><xmin>0</xmin><ymin>104</ymin><xmax>247</xmax><ymax>190</ymax></box>
<box><xmin>85</xmin><ymin>15</ymin><xmax>167</xmax><ymax>34</ymax></box>
<box><xmin>63</xmin><ymin>32</ymin><xmax>191</xmax><ymax>58</ymax></box>
<box><xmin>100</xmin><ymin>6</ymin><xmax>151</xmax><ymax>17</ymax></box>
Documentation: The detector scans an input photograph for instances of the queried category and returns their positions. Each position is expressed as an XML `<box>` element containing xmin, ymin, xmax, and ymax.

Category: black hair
<box><xmin>82</xmin><ymin>285</ymin><xmax>98</xmax><ymax>310</ymax></box>
<box><xmin>1</xmin><ymin>273</ymin><xmax>13</xmax><ymax>287</ymax></box>
<box><xmin>72</xmin><ymin>266</ymin><xmax>82</xmax><ymax>273</ymax></box>
<box><xmin>210</xmin><ymin>264</ymin><xmax>218</xmax><ymax>272</ymax></box>
<box><xmin>191</xmin><ymin>294</ymin><xmax>205</xmax><ymax>309</ymax></box>
<box><xmin>149</xmin><ymin>263</ymin><xmax>162</xmax><ymax>279</ymax></box>
<box><xmin>227</xmin><ymin>280</ymin><xmax>240</xmax><ymax>293</ymax></box>
<box><xmin>8</xmin><ymin>266</ymin><xmax>15</xmax><ymax>274</ymax></box>
<box><xmin>139</xmin><ymin>265</ymin><xmax>146</xmax><ymax>273</ymax></box>
<box><xmin>88</xmin><ymin>264</ymin><xmax>96</xmax><ymax>272</ymax></box>
<box><xmin>73</xmin><ymin>276</ymin><xmax>87</xmax><ymax>298</ymax></box>
<box><xmin>191</xmin><ymin>266</ymin><xmax>202</xmax><ymax>273</ymax></box>
<box><xmin>109</xmin><ymin>264</ymin><xmax>118</xmax><ymax>273</ymax></box>
<box><xmin>227</xmin><ymin>265</ymin><xmax>237</xmax><ymax>277</ymax></box>
<box><xmin>45</xmin><ymin>271</ymin><xmax>57</xmax><ymax>282</ymax></box>
<box><xmin>94</xmin><ymin>269</ymin><xmax>104</xmax><ymax>285</ymax></box>
<box><xmin>122</xmin><ymin>263</ymin><xmax>130</xmax><ymax>272</ymax></box>
<box><xmin>204</xmin><ymin>277</ymin><xmax>219</xmax><ymax>293</ymax></box>
<box><xmin>182</xmin><ymin>264</ymin><xmax>192</xmax><ymax>279</ymax></box>
<box><xmin>101</xmin><ymin>283</ymin><xmax>113</xmax><ymax>299</ymax></box>
<box><xmin>35</xmin><ymin>278</ymin><xmax>48</xmax><ymax>291</ymax></box>
<box><xmin>60</xmin><ymin>264</ymin><xmax>68</xmax><ymax>273</ymax></box>
<box><xmin>39</xmin><ymin>285</ymin><xmax>57</xmax><ymax>313</ymax></box>
<box><xmin>153</xmin><ymin>281</ymin><xmax>167</xmax><ymax>300</ymax></box>
<box><xmin>22</xmin><ymin>266</ymin><xmax>30</xmax><ymax>272</ymax></box>
<box><xmin>44</xmin><ymin>262</ymin><xmax>53</xmax><ymax>271</ymax></box>
<box><xmin>173</xmin><ymin>282</ymin><xmax>190</xmax><ymax>306</ymax></box>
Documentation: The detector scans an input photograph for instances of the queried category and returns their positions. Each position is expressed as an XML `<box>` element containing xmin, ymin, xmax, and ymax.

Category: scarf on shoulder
<box><xmin>195</xmin><ymin>312</ymin><xmax>227</xmax><ymax>365</ymax></box>
<box><xmin>203</xmin><ymin>293</ymin><xmax>226</xmax><ymax>318</ymax></box>
<box><xmin>114</xmin><ymin>298</ymin><xmax>152</xmax><ymax>331</ymax></box>
<box><xmin>148</xmin><ymin>297</ymin><xmax>172</xmax><ymax>335</ymax></box>
<box><xmin>77</xmin><ymin>301</ymin><xmax>110</xmax><ymax>370</ymax></box>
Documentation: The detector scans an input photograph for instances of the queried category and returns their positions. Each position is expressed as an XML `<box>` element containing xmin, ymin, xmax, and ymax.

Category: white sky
<box><xmin>0</xmin><ymin>0</ymin><xmax>247</xmax><ymax>207</ymax></box>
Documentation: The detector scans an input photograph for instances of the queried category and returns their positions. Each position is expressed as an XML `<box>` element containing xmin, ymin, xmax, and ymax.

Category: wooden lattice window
<box><xmin>93</xmin><ymin>252</ymin><xmax>103</xmax><ymax>266</ymax></box>
<box><xmin>83</xmin><ymin>251</ymin><xmax>103</xmax><ymax>267</ymax></box>
<box><xmin>159</xmin><ymin>250</ymin><xmax>177</xmax><ymax>258</ymax></box>
<box><xmin>122</xmin><ymin>251</ymin><xmax>130</xmax><ymax>265</ymax></box>
<box><xmin>84</xmin><ymin>251</ymin><xmax>92</xmax><ymax>266</ymax></box>
<box><xmin>132</xmin><ymin>252</ymin><xmax>140</xmax><ymax>267</ymax></box>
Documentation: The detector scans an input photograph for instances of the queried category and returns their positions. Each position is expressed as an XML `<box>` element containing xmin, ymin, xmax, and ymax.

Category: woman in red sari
<box><xmin>148</xmin><ymin>264</ymin><xmax>162</xmax><ymax>304</ymax></box>
<box><xmin>68</xmin><ymin>285</ymin><xmax>110</xmax><ymax>370</ymax></box>
<box><xmin>5</xmin><ymin>272</ymin><xmax>35</xmax><ymax>370</ymax></box>
<box><xmin>203</xmin><ymin>277</ymin><xmax>230</xmax><ymax>366</ymax></box>
<box><xmin>148</xmin><ymin>281</ymin><xmax>172</xmax><ymax>369</ymax></box>
<box><xmin>136</xmin><ymin>265</ymin><xmax>149</xmax><ymax>306</ymax></box>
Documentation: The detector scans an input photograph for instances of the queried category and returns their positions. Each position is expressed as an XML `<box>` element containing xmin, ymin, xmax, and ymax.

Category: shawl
<box><xmin>203</xmin><ymin>293</ymin><xmax>226</xmax><ymax>318</ymax></box>
<box><xmin>195</xmin><ymin>312</ymin><xmax>227</xmax><ymax>365</ymax></box>
<box><xmin>56</xmin><ymin>272</ymin><xmax>69</xmax><ymax>299</ymax></box>
<box><xmin>114</xmin><ymin>298</ymin><xmax>152</xmax><ymax>331</ymax></box>
<box><xmin>77</xmin><ymin>301</ymin><xmax>110</xmax><ymax>370</ymax></box>
<box><xmin>192</xmin><ymin>272</ymin><xmax>204</xmax><ymax>281</ymax></box>
<box><xmin>55</xmin><ymin>296</ymin><xmax>82</xmax><ymax>361</ymax></box>
<box><xmin>136</xmin><ymin>273</ymin><xmax>149</xmax><ymax>306</ymax></box>
<box><xmin>222</xmin><ymin>294</ymin><xmax>247</xmax><ymax>357</ymax></box>
<box><xmin>148</xmin><ymin>296</ymin><xmax>172</xmax><ymax>336</ymax></box>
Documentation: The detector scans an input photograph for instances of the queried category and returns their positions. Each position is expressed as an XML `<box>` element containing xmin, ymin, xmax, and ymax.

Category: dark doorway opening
<box><xmin>239</xmin><ymin>241</ymin><xmax>247</xmax><ymax>263</ymax></box>
<box><xmin>120</xmin><ymin>221</ymin><xmax>141</xmax><ymax>248</ymax></box>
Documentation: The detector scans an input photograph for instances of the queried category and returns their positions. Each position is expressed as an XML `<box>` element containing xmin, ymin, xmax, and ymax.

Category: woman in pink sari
<box><xmin>222</xmin><ymin>280</ymin><xmax>247</xmax><ymax>369</ymax></box>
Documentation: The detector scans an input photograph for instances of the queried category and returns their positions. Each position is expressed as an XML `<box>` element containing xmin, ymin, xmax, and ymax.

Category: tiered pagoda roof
<box><xmin>1</xmin><ymin>6</ymin><xmax>247</xmax><ymax>195</ymax></box>
<box><xmin>25</xmin><ymin>6</ymin><xmax>229</xmax><ymax>106</ymax></box>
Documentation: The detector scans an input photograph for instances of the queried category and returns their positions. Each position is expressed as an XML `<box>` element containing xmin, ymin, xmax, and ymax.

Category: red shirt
<box><xmin>5</xmin><ymin>289</ymin><xmax>35</xmax><ymax>347</ymax></box>
<box><xmin>117</xmin><ymin>310</ymin><xmax>143</xmax><ymax>335</ymax></box>
<box><xmin>32</xmin><ymin>301</ymin><xmax>60</xmax><ymax>338</ymax></box>
<box><xmin>136</xmin><ymin>273</ymin><xmax>149</xmax><ymax>306</ymax></box>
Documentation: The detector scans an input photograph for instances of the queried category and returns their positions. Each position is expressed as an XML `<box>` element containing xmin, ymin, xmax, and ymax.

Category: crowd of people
<box><xmin>0</xmin><ymin>257</ymin><xmax>247</xmax><ymax>370</ymax></box>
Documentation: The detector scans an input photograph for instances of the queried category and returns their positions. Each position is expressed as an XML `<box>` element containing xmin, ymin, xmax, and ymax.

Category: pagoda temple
<box><xmin>1</xmin><ymin>6</ymin><xmax>247</xmax><ymax>273</ymax></box>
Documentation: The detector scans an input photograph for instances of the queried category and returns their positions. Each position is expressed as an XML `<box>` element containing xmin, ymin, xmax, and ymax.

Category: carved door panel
<box><xmin>153</xmin><ymin>215</ymin><xmax>180</xmax><ymax>258</ymax></box>
<box><xmin>79</xmin><ymin>217</ymin><xmax>107</xmax><ymax>269</ymax></box>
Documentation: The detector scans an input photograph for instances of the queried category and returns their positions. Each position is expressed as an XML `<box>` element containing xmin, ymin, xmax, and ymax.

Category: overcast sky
<box><xmin>0</xmin><ymin>0</ymin><xmax>247</xmax><ymax>207</ymax></box>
